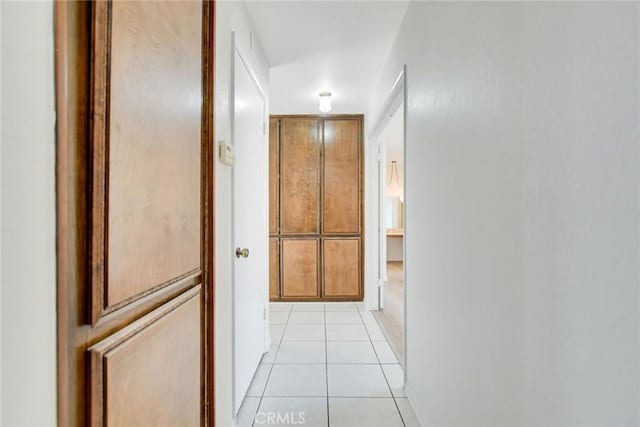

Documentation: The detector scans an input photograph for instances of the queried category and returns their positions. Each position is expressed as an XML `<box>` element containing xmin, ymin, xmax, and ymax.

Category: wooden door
<box><xmin>280</xmin><ymin>118</ymin><xmax>321</xmax><ymax>234</ymax></box>
<box><xmin>55</xmin><ymin>1</ymin><xmax>215</xmax><ymax>426</ymax></box>
<box><xmin>281</xmin><ymin>238</ymin><xmax>320</xmax><ymax>298</ymax></box>
<box><xmin>323</xmin><ymin>239</ymin><xmax>361</xmax><ymax>298</ymax></box>
<box><xmin>323</xmin><ymin>119</ymin><xmax>361</xmax><ymax>234</ymax></box>
<box><xmin>269</xmin><ymin>118</ymin><xmax>279</xmax><ymax>235</ymax></box>
<box><xmin>270</xmin><ymin>238</ymin><xmax>280</xmax><ymax>299</ymax></box>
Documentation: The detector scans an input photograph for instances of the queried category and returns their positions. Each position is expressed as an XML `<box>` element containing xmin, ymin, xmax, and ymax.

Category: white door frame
<box><xmin>230</xmin><ymin>32</ymin><xmax>270</xmax><ymax>414</ymax></box>
<box><xmin>365</xmin><ymin>65</ymin><xmax>407</xmax><ymax>370</ymax></box>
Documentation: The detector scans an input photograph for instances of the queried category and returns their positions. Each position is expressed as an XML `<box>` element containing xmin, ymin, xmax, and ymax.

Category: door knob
<box><xmin>235</xmin><ymin>247</ymin><xmax>250</xmax><ymax>258</ymax></box>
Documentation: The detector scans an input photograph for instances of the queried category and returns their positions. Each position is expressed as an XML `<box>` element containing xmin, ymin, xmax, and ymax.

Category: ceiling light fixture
<box><xmin>318</xmin><ymin>91</ymin><xmax>332</xmax><ymax>113</ymax></box>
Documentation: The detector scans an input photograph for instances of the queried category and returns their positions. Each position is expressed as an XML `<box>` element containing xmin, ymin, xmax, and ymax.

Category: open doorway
<box><xmin>375</xmin><ymin>102</ymin><xmax>405</xmax><ymax>364</ymax></box>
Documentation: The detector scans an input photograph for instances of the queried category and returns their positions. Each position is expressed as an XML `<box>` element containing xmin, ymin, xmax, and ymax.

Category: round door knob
<box><xmin>235</xmin><ymin>247</ymin><xmax>249</xmax><ymax>258</ymax></box>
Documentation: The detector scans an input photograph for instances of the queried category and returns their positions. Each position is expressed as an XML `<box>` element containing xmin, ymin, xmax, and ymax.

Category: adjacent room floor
<box><xmin>237</xmin><ymin>302</ymin><xmax>419</xmax><ymax>427</ymax></box>
<box><xmin>373</xmin><ymin>261</ymin><xmax>404</xmax><ymax>363</ymax></box>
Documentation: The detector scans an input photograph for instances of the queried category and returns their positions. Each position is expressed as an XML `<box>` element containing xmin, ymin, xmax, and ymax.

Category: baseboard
<box><xmin>404</xmin><ymin>382</ymin><xmax>429</xmax><ymax>427</ymax></box>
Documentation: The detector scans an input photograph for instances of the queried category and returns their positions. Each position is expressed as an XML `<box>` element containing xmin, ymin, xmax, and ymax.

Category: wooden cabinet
<box><xmin>270</xmin><ymin>116</ymin><xmax>363</xmax><ymax>301</ymax></box>
<box><xmin>269</xmin><ymin>238</ymin><xmax>280</xmax><ymax>299</ymax></box>
<box><xmin>281</xmin><ymin>238</ymin><xmax>320</xmax><ymax>298</ymax></box>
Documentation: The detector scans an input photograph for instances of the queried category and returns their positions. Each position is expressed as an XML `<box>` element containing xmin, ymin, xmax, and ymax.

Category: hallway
<box><xmin>237</xmin><ymin>302</ymin><xmax>418</xmax><ymax>426</ymax></box>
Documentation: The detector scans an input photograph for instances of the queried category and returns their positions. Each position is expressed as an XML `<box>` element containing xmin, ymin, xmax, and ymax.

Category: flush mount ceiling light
<box><xmin>318</xmin><ymin>91</ymin><xmax>332</xmax><ymax>113</ymax></box>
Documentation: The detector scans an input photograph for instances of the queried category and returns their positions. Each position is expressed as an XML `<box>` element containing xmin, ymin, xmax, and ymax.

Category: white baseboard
<box><xmin>404</xmin><ymin>383</ymin><xmax>429</xmax><ymax>427</ymax></box>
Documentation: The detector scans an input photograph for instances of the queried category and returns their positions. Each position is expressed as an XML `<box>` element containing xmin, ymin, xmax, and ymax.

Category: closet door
<box><xmin>269</xmin><ymin>238</ymin><xmax>280</xmax><ymax>299</ymax></box>
<box><xmin>269</xmin><ymin>118</ymin><xmax>279</xmax><ymax>234</ymax></box>
<box><xmin>281</xmin><ymin>238</ymin><xmax>319</xmax><ymax>298</ymax></box>
<box><xmin>323</xmin><ymin>119</ymin><xmax>361</xmax><ymax>234</ymax></box>
<box><xmin>280</xmin><ymin>118</ymin><xmax>321</xmax><ymax>234</ymax></box>
<box><xmin>323</xmin><ymin>238</ymin><xmax>361</xmax><ymax>298</ymax></box>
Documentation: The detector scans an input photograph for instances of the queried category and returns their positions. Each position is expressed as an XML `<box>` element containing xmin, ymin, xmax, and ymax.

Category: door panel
<box><xmin>269</xmin><ymin>118</ymin><xmax>279</xmax><ymax>234</ymax></box>
<box><xmin>55</xmin><ymin>1</ymin><xmax>214</xmax><ymax>425</ymax></box>
<box><xmin>233</xmin><ymin>48</ymin><xmax>268</xmax><ymax>413</ymax></box>
<box><xmin>282</xmin><ymin>239</ymin><xmax>319</xmax><ymax>298</ymax></box>
<box><xmin>323</xmin><ymin>119</ymin><xmax>361</xmax><ymax>234</ymax></box>
<box><xmin>280</xmin><ymin>119</ymin><xmax>321</xmax><ymax>234</ymax></box>
<box><xmin>323</xmin><ymin>239</ymin><xmax>361</xmax><ymax>298</ymax></box>
<box><xmin>89</xmin><ymin>289</ymin><xmax>201</xmax><ymax>427</ymax></box>
<box><xmin>270</xmin><ymin>238</ymin><xmax>280</xmax><ymax>299</ymax></box>
<box><xmin>106</xmin><ymin>0</ymin><xmax>202</xmax><ymax>308</ymax></box>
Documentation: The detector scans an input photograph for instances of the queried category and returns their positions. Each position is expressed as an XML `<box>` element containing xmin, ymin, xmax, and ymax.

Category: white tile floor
<box><xmin>237</xmin><ymin>302</ymin><xmax>419</xmax><ymax>427</ymax></box>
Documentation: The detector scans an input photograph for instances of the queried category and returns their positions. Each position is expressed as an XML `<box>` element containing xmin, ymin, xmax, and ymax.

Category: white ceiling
<box><xmin>245</xmin><ymin>1</ymin><xmax>409</xmax><ymax>115</ymax></box>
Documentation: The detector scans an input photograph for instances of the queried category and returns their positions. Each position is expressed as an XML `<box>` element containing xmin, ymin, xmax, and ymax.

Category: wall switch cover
<box><xmin>218</xmin><ymin>140</ymin><xmax>235</xmax><ymax>166</ymax></box>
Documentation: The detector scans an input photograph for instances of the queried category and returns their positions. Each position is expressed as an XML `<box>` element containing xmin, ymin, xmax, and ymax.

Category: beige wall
<box><xmin>1</xmin><ymin>1</ymin><xmax>57</xmax><ymax>426</ymax></box>
<box><xmin>371</xmin><ymin>2</ymin><xmax>639</xmax><ymax>425</ymax></box>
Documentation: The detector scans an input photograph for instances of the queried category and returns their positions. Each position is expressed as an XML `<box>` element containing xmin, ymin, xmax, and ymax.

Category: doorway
<box><xmin>376</xmin><ymin>104</ymin><xmax>405</xmax><ymax>363</ymax></box>
<box><xmin>232</xmin><ymin>37</ymin><xmax>270</xmax><ymax>414</ymax></box>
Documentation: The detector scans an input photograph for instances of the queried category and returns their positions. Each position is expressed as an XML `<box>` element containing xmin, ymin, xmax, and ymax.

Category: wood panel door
<box><xmin>270</xmin><ymin>238</ymin><xmax>280</xmax><ymax>299</ymax></box>
<box><xmin>269</xmin><ymin>118</ymin><xmax>280</xmax><ymax>235</ymax></box>
<box><xmin>323</xmin><ymin>239</ymin><xmax>361</xmax><ymax>298</ymax></box>
<box><xmin>281</xmin><ymin>238</ymin><xmax>320</xmax><ymax>298</ymax></box>
<box><xmin>55</xmin><ymin>1</ymin><xmax>215</xmax><ymax>426</ymax></box>
<box><xmin>323</xmin><ymin>119</ymin><xmax>362</xmax><ymax>234</ymax></box>
<box><xmin>280</xmin><ymin>118</ymin><xmax>321</xmax><ymax>234</ymax></box>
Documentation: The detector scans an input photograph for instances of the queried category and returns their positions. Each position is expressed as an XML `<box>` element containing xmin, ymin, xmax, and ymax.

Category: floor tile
<box><xmin>326</xmin><ymin>324</ymin><xmax>369</xmax><ymax>341</ymax></box>
<box><xmin>328</xmin><ymin>364</ymin><xmax>391</xmax><ymax>397</ymax></box>
<box><xmin>257</xmin><ymin>397</ymin><xmax>328</xmax><ymax>427</ymax></box>
<box><xmin>288</xmin><ymin>311</ymin><xmax>325</xmax><ymax>324</ymax></box>
<box><xmin>325</xmin><ymin>311</ymin><xmax>362</xmax><ymax>324</ymax></box>
<box><xmin>364</xmin><ymin>322</ymin><xmax>386</xmax><ymax>341</ymax></box>
<box><xmin>324</xmin><ymin>303</ymin><xmax>358</xmax><ymax>312</ymax></box>
<box><xmin>270</xmin><ymin>303</ymin><xmax>293</xmax><ymax>312</ymax></box>
<box><xmin>372</xmin><ymin>340</ymin><xmax>398</xmax><ymax>364</ymax></box>
<box><xmin>282</xmin><ymin>324</ymin><xmax>325</xmax><ymax>341</ymax></box>
<box><xmin>261</xmin><ymin>340</ymin><xmax>279</xmax><ymax>364</ymax></box>
<box><xmin>396</xmin><ymin>398</ymin><xmax>420</xmax><ymax>426</ymax></box>
<box><xmin>328</xmin><ymin>398</ymin><xmax>404</xmax><ymax>427</ymax></box>
<box><xmin>381</xmin><ymin>364</ymin><xmax>406</xmax><ymax>397</ymax></box>
<box><xmin>326</xmin><ymin>341</ymin><xmax>377</xmax><ymax>364</ymax></box>
<box><xmin>236</xmin><ymin>397</ymin><xmax>260</xmax><ymax>427</ymax></box>
<box><xmin>270</xmin><ymin>311</ymin><xmax>290</xmax><ymax>324</ymax></box>
<box><xmin>359</xmin><ymin>309</ymin><xmax>378</xmax><ymax>325</ymax></box>
<box><xmin>275</xmin><ymin>341</ymin><xmax>326</xmax><ymax>364</ymax></box>
<box><xmin>270</xmin><ymin>324</ymin><xmax>285</xmax><ymax>343</ymax></box>
<box><xmin>246</xmin><ymin>364</ymin><xmax>271</xmax><ymax>397</ymax></box>
<box><xmin>292</xmin><ymin>303</ymin><xmax>325</xmax><ymax>312</ymax></box>
<box><xmin>264</xmin><ymin>364</ymin><xmax>327</xmax><ymax>397</ymax></box>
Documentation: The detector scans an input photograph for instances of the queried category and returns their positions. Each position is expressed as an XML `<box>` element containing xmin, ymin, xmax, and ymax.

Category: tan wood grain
<box><xmin>269</xmin><ymin>118</ymin><xmax>280</xmax><ymax>234</ymax></box>
<box><xmin>323</xmin><ymin>119</ymin><xmax>361</xmax><ymax>234</ymax></box>
<box><xmin>280</xmin><ymin>118</ymin><xmax>321</xmax><ymax>234</ymax></box>
<box><xmin>89</xmin><ymin>288</ymin><xmax>201</xmax><ymax>427</ymax></box>
<box><xmin>269</xmin><ymin>238</ymin><xmax>280</xmax><ymax>299</ymax></box>
<box><xmin>107</xmin><ymin>0</ymin><xmax>202</xmax><ymax>306</ymax></box>
<box><xmin>323</xmin><ymin>239</ymin><xmax>361</xmax><ymax>298</ymax></box>
<box><xmin>281</xmin><ymin>239</ymin><xmax>319</xmax><ymax>298</ymax></box>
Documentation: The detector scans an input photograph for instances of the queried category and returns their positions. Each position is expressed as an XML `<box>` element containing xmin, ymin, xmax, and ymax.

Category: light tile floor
<box><xmin>237</xmin><ymin>302</ymin><xmax>419</xmax><ymax>426</ymax></box>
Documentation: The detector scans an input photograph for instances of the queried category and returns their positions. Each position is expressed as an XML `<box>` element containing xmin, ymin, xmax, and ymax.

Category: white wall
<box><xmin>0</xmin><ymin>1</ymin><xmax>57</xmax><ymax>426</ymax></box>
<box><xmin>370</xmin><ymin>2</ymin><xmax>639</xmax><ymax>425</ymax></box>
<box><xmin>215</xmin><ymin>2</ymin><xmax>270</xmax><ymax>425</ymax></box>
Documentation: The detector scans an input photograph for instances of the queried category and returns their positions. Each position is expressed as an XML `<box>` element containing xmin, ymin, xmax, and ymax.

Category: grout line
<box><xmin>324</xmin><ymin>303</ymin><xmax>331</xmax><ymax>427</ymax></box>
<box><xmin>250</xmin><ymin>304</ymin><xmax>293</xmax><ymax>427</ymax></box>
<box><xmin>356</xmin><ymin>305</ymin><xmax>407</xmax><ymax>427</ymax></box>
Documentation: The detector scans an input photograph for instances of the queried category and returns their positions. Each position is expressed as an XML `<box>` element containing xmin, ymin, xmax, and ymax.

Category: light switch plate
<box><xmin>218</xmin><ymin>140</ymin><xmax>235</xmax><ymax>166</ymax></box>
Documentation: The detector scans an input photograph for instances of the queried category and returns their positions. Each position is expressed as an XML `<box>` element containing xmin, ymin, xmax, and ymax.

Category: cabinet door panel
<box><xmin>280</xmin><ymin>119</ymin><xmax>320</xmax><ymax>234</ymax></box>
<box><xmin>323</xmin><ymin>119</ymin><xmax>360</xmax><ymax>234</ymax></box>
<box><xmin>282</xmin><ymin>239</ymin><xmax>319</xmax><ymax>298</ymax></box>
<box><xmin>269</xmin><ymin>118</ymin><xmax>279</xmax><ymax>234</ymax></box>
<box><xmin>323</xmin><ymin>239</ymin><xmax>360</xmax><ymax>298</ymax></box>
<box><xmin>270</xmin><ymin>238</ymin><xmax>280</xmax><ymax>299</ymax></box>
